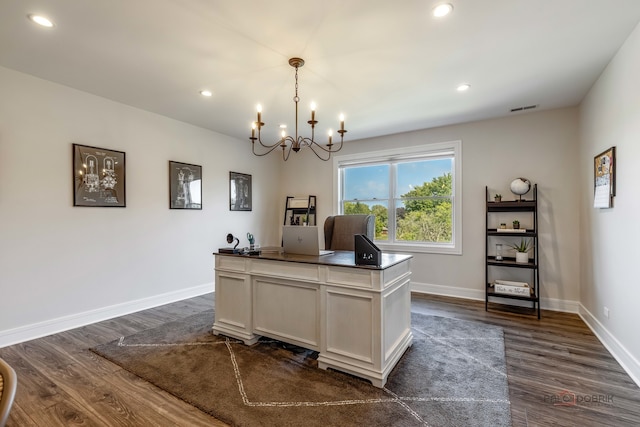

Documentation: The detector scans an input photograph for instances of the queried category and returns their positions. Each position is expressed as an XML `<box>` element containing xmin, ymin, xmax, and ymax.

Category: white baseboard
<box><xmin>0</xmin><ymin>282</ymin><xmax>214</xmax><ymax>348</ymax></box>
<box><xmin>411</xmin><ymin>281</ymin><xmax>484</xmax><ymax>301</ymax></box>
<box><xmin>411</xmin><ymin>281</ymin><xmax>579</xmax><ymax>313</ymax></box>
<box><xmin>578</xmin><ymin>304</ymin><xmax>640</xmax><ymax>388</ymax></box>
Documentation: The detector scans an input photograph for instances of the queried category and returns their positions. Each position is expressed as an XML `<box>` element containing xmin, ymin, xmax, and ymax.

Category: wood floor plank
<box><xmin>2</xmin><ymin>292</ymin><xmax>639</xmax><ymax>426</ymax></box>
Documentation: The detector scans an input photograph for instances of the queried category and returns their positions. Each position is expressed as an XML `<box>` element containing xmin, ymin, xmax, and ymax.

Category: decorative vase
<box><xmin>515</xmin><ymin>251</ymin><xmax>529</xmax><ymax>263</ymax></box>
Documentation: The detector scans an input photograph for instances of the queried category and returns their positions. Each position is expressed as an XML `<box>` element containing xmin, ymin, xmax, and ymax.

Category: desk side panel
<box><xmin>213</xmin><ymin>271</ymin><xmax>256</xmax><ymax>344</ymax></box>
<box><xmin>383</xmin><ymin>275</ymin><xmax>412</xmax><ymax>362</ymax></box>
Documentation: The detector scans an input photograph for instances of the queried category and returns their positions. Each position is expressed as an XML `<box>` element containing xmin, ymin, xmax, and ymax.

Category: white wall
<box><xmin>280</xmin><ymin>108</ymin><xmax>581</xmax><ymax>310</ymax></box>
<box><xmin>578</xmin><ymin>22</ymin><xmax>640</xmax><ymax>384</ymax></box>
<box><xmin>0</xmin><ymin>66</ymin><xmax>281</xmax><ymax>346</ymax></box>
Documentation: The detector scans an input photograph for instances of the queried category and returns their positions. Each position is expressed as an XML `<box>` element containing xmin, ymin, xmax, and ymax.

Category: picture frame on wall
<box><xmin>229</xmin><ymin>171</ymin><xmax>252</xmax><ymax>211</ymax></box>
<box><xmin>73</xmin><ymin>143</ymin><xmax>126</xmax><ymax>207</ymax></box>
<box><xmin>169</xmin><ymin>161</ymin><xmax>202</xmax><ymax>209</ymax></box>
<box><xmin>593</xmin><ymin>146</ymin><xmax>616</xmax><ymax>209</ymax></box>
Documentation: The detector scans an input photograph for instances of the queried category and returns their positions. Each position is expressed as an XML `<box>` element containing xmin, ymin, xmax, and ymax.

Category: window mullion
<box><xmin>389</xmin><ymin>162</ymin><xmax>397</xmax><ymax>243</ymax></box>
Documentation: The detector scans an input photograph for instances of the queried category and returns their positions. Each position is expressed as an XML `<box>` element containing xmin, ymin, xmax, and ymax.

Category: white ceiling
<box><xmin>2</xmin><ymin>1</ymin><xmax>640</xmax><ymax>143</ymax></box>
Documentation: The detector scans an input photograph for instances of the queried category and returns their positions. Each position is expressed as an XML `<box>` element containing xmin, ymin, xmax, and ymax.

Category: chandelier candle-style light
<box><xmin>250</xmin><ymin>58</ymin><xmax>346</xmax><ymax>161</ymax></box>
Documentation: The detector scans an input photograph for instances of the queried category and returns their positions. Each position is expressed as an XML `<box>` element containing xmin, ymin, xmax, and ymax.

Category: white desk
<box><xmin>212</xmin><ymin>250</ymin><xmax>413</xmax><ymax>388</ymax></box>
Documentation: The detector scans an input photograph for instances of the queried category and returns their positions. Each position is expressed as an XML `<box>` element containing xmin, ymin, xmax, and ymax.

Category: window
<box><xmin>334</xmin><ymin>141</ymin><xmax>461</xmax><ymax>254</ymax></box>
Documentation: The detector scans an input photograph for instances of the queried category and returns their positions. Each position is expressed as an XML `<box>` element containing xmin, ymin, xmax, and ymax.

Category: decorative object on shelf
<box><xmin>512</xmin><ymin>219</ymin><xmax>520</xmax><ymax>229</ymax></box>
<box><xmin>302</xmin><ymin>214</ymin><xmax>308</xmax><ymax>226</ymax></box>
<box><xmin>73</xmin><ymin>143</ymin><xmax>126</xmax><ymax>207</ymax></box>
<box><xmin>229</xmin><ymin>172</ymin><xmax>252</xmax><ymax>211</ymax></box>
<box><xmin>169</xmin><ymin>161</ymin><xmax>202</xmax><ymax>210</ymax></box>
<box><xmin>495</xmin><ymin>244</ymin><xmax>503</xmax><ymax>261</ymax></box>
<box><xmin>499</xmin><ymin>223</ymin><xmax>507</xmax><ymax>229</ymax></box>
<box><xmin>494</xmin><ymin>194</ymin><xmax>502</xmax><ymax>202</ymax></box>
<box><xmin>510</xmin><ymin>238</ymin><xmax>532</xmax><ymax>263</ymax></box>
<box><xmin>510</xmin><ymin>177</ymin><xmax>531</xmax><ymax>201</ymax></box>
<box><xmin>497</xmin><ymin>227</ymin><xmax>526</xmax><ymax>233</ymax></box>
<box><xmin>249</xmin><ymin>58</ymin><xmax>346</xmax><ymax>161</ymax></box>
<box><xmin>493</xmin><ymin>280</ymin><xmax>530</xmax><ymax>296</ymax></box>
<box><xmin>593</xmin><ymin>146</ymin><xmax>616</xmax><ymax>209</ymax></box>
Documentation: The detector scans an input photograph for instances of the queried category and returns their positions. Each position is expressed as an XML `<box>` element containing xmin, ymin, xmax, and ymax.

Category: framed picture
<box><xmin>73</xmin><ymin>143</ymin><xmax>126</xmax><ymax>207</ymax></box>
<box><xmin>169</xmin><ymin>161</ymin><xmax>202</xmax><ymax>209</ymax></box>
<box><xmin>229</xmin><ymin>171</ymin><xmax>252</xmax><ymax>211</ymax></box>
<box><xmin>593</xmin><ymin>146</ymin><xmax>616</xmax><ymax>209</ymax></box>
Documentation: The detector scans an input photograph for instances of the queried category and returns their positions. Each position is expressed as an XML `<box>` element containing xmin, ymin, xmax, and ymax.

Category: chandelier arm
<box><xmin>304</xmin><ymin>142</ymin><xmax>334</xmax><ymax>161</ymax></box>
<box><xmin>282</xmin><ymin>137</ymin><xmax>295</xmax><ymax>161</ymax></box>
<box><xmin>251</xmin><ymin>141</ymin><xmax>284</xmax><ymax>157</ymax></box>
<box><xmin>298</xmin><ymin>136</ymin><xmax>344</xmax><ymax>154</ymax></box>
<box><xmin>255</xmin><ymin>129</ymin><xmax>281</xmax><ymax>149</ymax></box>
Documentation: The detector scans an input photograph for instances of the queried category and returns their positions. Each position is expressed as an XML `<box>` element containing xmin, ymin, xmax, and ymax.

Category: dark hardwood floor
<box><xmin>1</xmin><ymin>293</ymin><xmax>639</xmax><ymax>426</ymax></box>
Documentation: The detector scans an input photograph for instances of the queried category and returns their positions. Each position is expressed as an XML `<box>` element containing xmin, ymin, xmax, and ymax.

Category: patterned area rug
<box><xmin>92</xmin><ymin>310</ymin><xmax>511</xmax><ymax>426</ymax></box>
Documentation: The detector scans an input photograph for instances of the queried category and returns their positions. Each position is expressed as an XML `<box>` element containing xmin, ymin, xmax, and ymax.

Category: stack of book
<box><xmin>496</xmin><ymin>228</ymin><xmax>526</xmax><ymax>233</ymax></box>
<box><xmin>493</xmin><ymin>280</ymin><xmax>531</xmax><ymax>296</ymax></box>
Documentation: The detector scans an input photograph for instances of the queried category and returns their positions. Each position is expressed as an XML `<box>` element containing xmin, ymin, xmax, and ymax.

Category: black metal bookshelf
<box><xmin>485</xmin><ymin>185</ymin><xmax>540</xmax><ymax>318</ymax></box>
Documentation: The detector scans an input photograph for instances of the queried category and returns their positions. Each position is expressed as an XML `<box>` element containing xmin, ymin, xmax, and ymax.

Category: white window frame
<box><xmin>333</xmin><ymin>140</ymin><xmax>462</xmax><ymax>255</ymax></box>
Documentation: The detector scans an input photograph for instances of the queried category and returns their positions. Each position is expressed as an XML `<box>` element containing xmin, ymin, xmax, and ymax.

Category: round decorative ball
<box><xmin>510</xmin><ymin>178</ymin><xmax>531</xmax><ymax>197</ymax></box>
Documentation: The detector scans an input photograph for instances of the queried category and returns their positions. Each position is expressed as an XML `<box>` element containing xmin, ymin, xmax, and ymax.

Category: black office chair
<box><xmin>324</xmin><ymin>214</ymin><xmax>375</xmax><ymax>251</ymax></box>
<box><xmin>0</xmin><ymin>357</ymin><xmax>17</xmax><ymax>427</ymax></box>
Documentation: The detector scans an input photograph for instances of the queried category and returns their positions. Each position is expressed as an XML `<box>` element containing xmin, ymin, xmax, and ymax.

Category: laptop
<box><xmin>282</xmin><ymin>225</ymin><xmax>334</xmax><ymax>256</ymax></box>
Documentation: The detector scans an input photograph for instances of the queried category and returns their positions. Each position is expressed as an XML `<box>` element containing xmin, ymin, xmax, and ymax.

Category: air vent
<box><xmin>510</xmin><ymin>104</ymin><xmax>538</xmax><ymax>113</ymax></box>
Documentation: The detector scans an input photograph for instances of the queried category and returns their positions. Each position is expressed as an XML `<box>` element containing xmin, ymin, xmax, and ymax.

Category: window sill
<box><xmin>376</xmin><ymin>242</ymin><xmax>462</xmax><ymax>255</ymax></box>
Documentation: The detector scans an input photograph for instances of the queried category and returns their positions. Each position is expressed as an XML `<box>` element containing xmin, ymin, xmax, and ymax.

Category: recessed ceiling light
<box><xmin>199</xmin><ymin>90</ymin><xmax>212</xmax><ymax>97</ymax></box>
<box><xmin>457</xmin><ymin>83</ymin><xmax>470</xmax><ymax>92</ymax></box>
<box><xmin>433</xmin><ymin>3</ymin><xmax>453</xmax><ymax>18</ymax></box>
<box><xmin>28</xmin><ymin>14</ymin><xmax>54</xmax><ymax>27</ymax></box>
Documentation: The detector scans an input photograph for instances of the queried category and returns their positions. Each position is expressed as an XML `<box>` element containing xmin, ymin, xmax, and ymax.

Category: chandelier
<box><xmin>249</xmin><ymin>58</ymin><xmax>346</xmax><ymax>161</ymax></box>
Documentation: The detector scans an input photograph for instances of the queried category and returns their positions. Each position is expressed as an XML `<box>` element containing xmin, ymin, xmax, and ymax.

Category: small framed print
<box><xmin>229</xmin><ymin>171</ymin><xmax>252</xmax><ymax>211</ymax></box>
<box><xmin>593</xmin><ymin>146</ymin><xmax>615</xmax><ymax>209</ymax></box>
<box><xmin>169</xmin><ymin>161</ymin><xmax>202</xmax><ymax>209</ymax></box>
<box><xmin>73</xmin><ymin>143</ymin><xmax>126</xmax><ymax>207</ymax></box>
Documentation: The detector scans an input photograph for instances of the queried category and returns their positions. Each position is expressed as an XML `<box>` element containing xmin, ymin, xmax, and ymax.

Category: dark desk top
<box><xmin>214</xmin><ymin>249</ymin><xmax>412</xmax><ymax>270</ymax></box>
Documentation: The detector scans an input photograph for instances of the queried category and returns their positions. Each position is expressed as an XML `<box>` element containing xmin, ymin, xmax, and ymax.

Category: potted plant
<box><xmin>512</xmin><ymin>219</ymin><xmax>520</xmax><ymax>229</ymax></box>
<box><xmin>302</xmin><ymin>214</ymin><xmax>308</xmax><ymax>226</ymax></box>
<box><xmin>494</xmin><ymin>194</ymin><xmax>502</xmax><ymax>202</ymax></box>
<box><xmin>510</xmin><ymin>238</ymin><xmax>532</xmax><ymax>263</ymax></box>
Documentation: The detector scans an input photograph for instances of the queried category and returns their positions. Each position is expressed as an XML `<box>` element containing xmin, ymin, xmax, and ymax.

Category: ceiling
<box><xmin>2</xmin><ymin>1</ymin><xmax>640</xmax><ymax>143</ymax></box>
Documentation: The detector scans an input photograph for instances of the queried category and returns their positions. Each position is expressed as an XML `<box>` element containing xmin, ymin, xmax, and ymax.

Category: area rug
<box><xmin>92</xmin><ymin>310</ymin><xmax>511</xmax><ymax>426</ymax></box>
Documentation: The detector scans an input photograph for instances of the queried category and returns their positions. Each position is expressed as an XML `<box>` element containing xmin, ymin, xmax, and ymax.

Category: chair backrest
<box><xmin>0</xmin><ymin>357</ymin><xmax>17</xmax><ymax>427</ymax></box>
<box><xmin>324</xmin><ymin>214</ymin><xmax>375</xmax><ymax>251</ymax></box>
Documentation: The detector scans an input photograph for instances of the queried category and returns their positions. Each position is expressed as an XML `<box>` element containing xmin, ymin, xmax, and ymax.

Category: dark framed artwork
<box><xmin>73</xmin><ymin>143</ymin><xmax>126</xmax><ymax>207</ymax></box>
<box><xmin>593</xmin><ymin>146</ymin><xmax>616</xmax><ymax>209</ymax></box>
<box><xmin>229</xmin><ymin>171</ymin><xmax>252</xmax><ymax>211</ymax></box>
<box><xmin>169</xmin><ymin>161</ymin><xmax>202</xmax><ymax>209</ymax></box>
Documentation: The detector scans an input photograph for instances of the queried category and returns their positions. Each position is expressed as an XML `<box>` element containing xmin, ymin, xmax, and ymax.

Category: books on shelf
<box><xmin>496</xmin><ymin>228</ymin><xmax>526</xmax><ymax>233</ymax></box>
<box><xmin>493</xmin><ymin>280</ymin><xmax>531</xmax><ymax>296</ymax></box>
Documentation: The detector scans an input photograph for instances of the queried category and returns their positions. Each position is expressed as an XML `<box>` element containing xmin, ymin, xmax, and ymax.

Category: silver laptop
<box><xmin>282</xmin><ymin>226</ymin><xmax>334</xmax><ymax>256</ymax></box>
